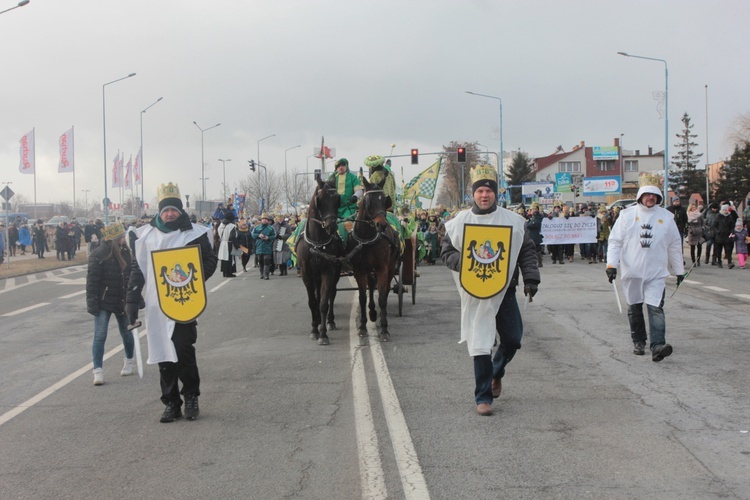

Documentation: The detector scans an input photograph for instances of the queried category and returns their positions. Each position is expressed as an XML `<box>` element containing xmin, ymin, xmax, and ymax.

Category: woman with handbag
<box><xmin>217</xmin><ymin>212</ymin><xmax>239</xmax><ymax>277</ymax></box>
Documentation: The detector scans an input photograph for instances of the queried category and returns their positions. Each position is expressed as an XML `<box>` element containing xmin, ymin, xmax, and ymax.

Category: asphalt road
<box><xmin>0</xmin><ymin>254</ymin><xmax>748</xmax><ymax>499</ymax></box>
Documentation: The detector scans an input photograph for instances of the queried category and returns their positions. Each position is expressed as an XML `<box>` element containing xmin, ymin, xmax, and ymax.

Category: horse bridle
<box><xmin>304</xmin><ymin>185</ymin><xmax>339</xmax><ymax>248</ymax></box>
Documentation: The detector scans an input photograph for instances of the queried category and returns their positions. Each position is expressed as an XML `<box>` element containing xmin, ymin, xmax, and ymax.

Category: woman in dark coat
<box><xmin>711</xmin><ymin>204</ymin><xmax>738</xmax><ymax>268</ymax></box>
<box><xmin>85</xmin><ymin>222</ymin><xmax>135</xmax><ymax>385</ymax></box>
<box><xmin>55</xmin><ymin>222</ymin><xmax>69</xmax><ymax>260</ymax></box>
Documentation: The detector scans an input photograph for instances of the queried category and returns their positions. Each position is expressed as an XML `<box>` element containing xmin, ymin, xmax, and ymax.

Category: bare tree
<box><xmin>727</xmin><ymin>112</ymin><xmax>750</xmax><ymax>147</ymax></box>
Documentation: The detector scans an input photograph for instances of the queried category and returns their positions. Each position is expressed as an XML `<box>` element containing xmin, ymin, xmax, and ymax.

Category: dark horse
<box><xmin>347</xmin><ymin>176</ymin><xmax>400</xmax><ymax>342</ymax></box>
<box><xmin>296</xmin><ymin>177</ymin><xmax>345</xmax><ymax>345</ymax></box>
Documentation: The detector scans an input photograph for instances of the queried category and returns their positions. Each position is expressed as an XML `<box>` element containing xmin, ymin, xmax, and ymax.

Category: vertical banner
<box><xmin>133</xmin><ymin>147</ymin><xmax>142</xmax><ymax>186</ymax></box>
<box><xmin>124</xmin><ymin>155</ymin><xmax>133</xmax><ymax>190</ymax></box>
<box><xmin>112</xmin><ymin>151</ymin><xmax>122</xmax><ymax>188</ymax></box>
<box><xmin>58</xmin><ymin>127</ymin><xmax>75</xmax><ymax>173</ymax></box>
<box><xmin>19</xmin><ymin>129</ymin><xmax>35</xmax><ymax>174</ymax></box>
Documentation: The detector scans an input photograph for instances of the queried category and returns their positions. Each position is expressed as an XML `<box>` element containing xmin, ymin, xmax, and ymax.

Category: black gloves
<box><xmin>676</xmin><ymin>274</ymin><xmax>685</xmax><ymax>286</ymax></box>
<box><xmin>606</xmin><ymin>268</ymin><xmax>617</xmax><ymax>283</ymax></box>
<box><xmin>524</xmin><ymin>283</ymin><xmax>538</xmax><ymax>298</ymax></box>
<box><xmin>126</xmin><ymin>302</ymin><xmax>139</xmax><ymax>326</ymax></box>
<box><xmin>349</xmin><ymin>195</ymin><xmax>358</xmax><ymax>205</ymax></box>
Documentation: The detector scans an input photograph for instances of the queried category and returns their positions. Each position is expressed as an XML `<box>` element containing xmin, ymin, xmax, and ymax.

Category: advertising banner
<box><xmin>593</xmin><ymin>146</ymin><xmax>619</xmax><ymax>160</ymax></box>
<box><xmin>540</xmin><ymin>216</ymin><xmax>598</xmax><ymax>244</ymax></box>
<box><xmin>583</xmin><ymin>176</ymin><xmax>621</xmax><ymax>196</ymax></box>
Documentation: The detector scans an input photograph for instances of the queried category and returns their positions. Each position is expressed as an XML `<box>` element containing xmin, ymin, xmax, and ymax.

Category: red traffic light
<box><xmin>457</xmin><ymin>147</ymin><xmax>466</xmax><ymax>163</ymax></box>
<box><xmin>410</xmin><ymin>148</ymin><xmax>419</xmax><ymax>165</ymax></box>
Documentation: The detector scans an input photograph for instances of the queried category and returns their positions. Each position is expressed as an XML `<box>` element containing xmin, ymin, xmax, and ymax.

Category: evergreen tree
<box><xmin>670</xmin><ymin>112</ymin><xmax>705</xmax><ymax>200</ymax></box>
<box><xmin>506</xmin><ymin>152</ymin><xmax>534</xmax><ymax>203</ymax></box>
<box><xmin>714</xmin><ymin>142</ymin><xmax>750</xmax><ymax>206</ymax></box>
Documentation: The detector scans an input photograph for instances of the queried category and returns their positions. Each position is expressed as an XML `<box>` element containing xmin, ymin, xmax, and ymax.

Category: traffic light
<box><xmin>457</xmin><ymin>147</ymin><xmax>466</xmax><ymax>163</ymax></box>
<box><xmin>248</xmin><ymin>159</ymin><xmax>255</xmax><ymax>172</ymax></box>
<box><xmin>411</xmin><ymin>148</ymin><xmax>419</xmax><ymax>165</ymax></box>
<box><xmin>573</xmin><ymin>185</ymin><xmax>580</xmax><ymax>197</ymax></box>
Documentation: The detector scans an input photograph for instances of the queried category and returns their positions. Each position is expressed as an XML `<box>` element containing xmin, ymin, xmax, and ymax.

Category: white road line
<box><xmin>2</xmin><ymin>302</ymin><xmax>49</xmax><ymax>317</ymax></box>
<box><xmin>704</xmin><ymin>286</ymin><xmax>730</xmax><ymax>292</ymax></box>
<box><xmin>735</xmin><ymin>294</ymin><xmax>750</xmax><ymax>301</ymax></box>
<box><xmin>26</xmin><ymin>274</ymin><xmax>37</xmax><ymax>283</ymax></box>
<box><xmin>0</xmin><ymin>328</ymin><xmax>148</xmax><ymax>427</ymax></box>
<box><xmin>208</xmin><ymin>280</ymin><xmax>230</xmax><ymax>293</ymax></box>
<box><xmin>59</xmin><ymin>290</ymin><xmax>86</xmax><ymax>299</ymax></box>
<box><xmin>349</xmin><ymin>301</ymin><xmax>388</xmax><ymax>499</ymax></box>
<box><xmin>45</xmin><ymin>271</ymin><xmax>56</xmax><ymax>279</ymax></box>
<box><xmin>5</xmin><ymin>278</ymin><xmax>15</xmax><ymax>289</ymax></box>
<box><xmin>684</xmin><ymin>279</ymin><xmax>702</xmax><ymax>285</ymax></box>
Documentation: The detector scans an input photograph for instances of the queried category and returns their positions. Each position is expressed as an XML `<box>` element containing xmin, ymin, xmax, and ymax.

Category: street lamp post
<box><xmin>617</xmin><ymin>51</ymin><xmax>669</xmax><ymax>204</ymax></box>
<box><xmin>218</xmin><ymin>158</ymin><xmax>232</xmax><ymax>202</ymax></box>
<box><xmin>140</xmin><ymin>97</ymin><xmax>163</xmax><ymax>215</ymax></box>
<box><xmin>193</xmin><ymin>121</ymin><xmax>221</xmax><ymax>218</ymax></box>
<box><xmin>465</xmin><ymin>91</ymin><xmax>504</xmax><ymax>199</ymax></box>
<box><xmin>620</xmin><ymin>133</ymin><xmax>625</xmax><ymax>196</ymax></box>
<box><xmin>103</xmin><ymin>72</ymin><xmax>136</xmax><ymax>224</ymax></box>
<box><xmin>0</xmin><ymin>0</ymin><xmax>29</xmax><ymax>15</ymax></box>
<box><xmin>284</xmin><ymin>145</ymin><xmax>301</xmax><ymax>210</ymax></box>
<box><xmin>81</xmin><ymin>189</ymin><xmax>90</xmax><ymax>218</ymax></box>
<box><xmin>257</xmin><ymin>134</ymin><xmax>275</xmax><ymax>212</ymax></box>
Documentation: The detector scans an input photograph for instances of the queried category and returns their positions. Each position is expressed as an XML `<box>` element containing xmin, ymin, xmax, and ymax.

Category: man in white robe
<box><xmin>606</xmin><ymin>185</ymin><xmax>685</xmax><ymax>361</ymax></box>
<box><xmin>442</xmin><ymin>165</ymin><xmax>540</xmax><ymax>416</ymax></box>
<box><xmin>126</xmin><ymin>183</ymin><xmax>217</xmax><ymax>422</ymax></box>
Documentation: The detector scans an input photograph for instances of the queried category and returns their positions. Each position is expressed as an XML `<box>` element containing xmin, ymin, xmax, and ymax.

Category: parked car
<box><xmin>44</xmin><ymin>215</ymin><xmax>70</xmax><ymax>227</ymax></box>
<box><xmin>606</xmin><ymin>199</ymin><xmax>637</xmax><ymax>210</ymax></box>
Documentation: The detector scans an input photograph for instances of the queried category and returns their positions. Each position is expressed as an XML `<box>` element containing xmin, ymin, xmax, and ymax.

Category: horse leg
<box><xmin>302</xmin><ymin>270</ymin><xmax>321</xmax><ymax>340</ymax></box>
<box><xmin>377</xmin><ymin>267</ymin><xmax>391</xmax><ymax>342</ymax></box>
<box><xmin>355</xmin><ymin>272</ymin><xmax>369</xmax><ymax>337</ymax></box>
<box><xmin>327</xmin><ymin>274</ymin><xmax>338</xmax><ymax>331</ymax></box>
<box><xmin>317</xmin><ymin>275</ymin><xmax>332</xmax><ymax>346</ymax></box>
<box><xmin>367</xmin><ymin>273</ymin><xmax>377</xmax><ymax>322</ymax></box>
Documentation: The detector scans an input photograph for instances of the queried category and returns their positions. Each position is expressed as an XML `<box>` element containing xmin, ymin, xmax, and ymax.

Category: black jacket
<box><xmin>86</xmin><ymin>242</ymin><xmax>132</xmax><ymax>315</ymax></box>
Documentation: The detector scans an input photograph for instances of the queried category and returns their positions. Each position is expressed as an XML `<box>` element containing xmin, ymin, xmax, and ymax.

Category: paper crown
<box><xmin>157</xmin><ymin>182</ymin><xmax>181</xmax><ymax>203</ymax></box>
<box><xmin>364</xmin><ymin>155</ymin><xmax>385</xmax><ymax>168</ymax></box>
<box><xmin>260</xmin><ymin>212</ymin><xmax>270</xmax><ymax>219</ymax></box>
<box><xmin>469</xmin><ymin>164</ymin><xmax>497</xmax><ymax>185</ymax></box>
<box><xmin>102</xmin><ymin>222</ymin><xmax>125</xmax><ymax>241</ymax></box>
<box><xmin>638</xmin><ymin>172</ymin><xmax>663</xmax><ymax>188</ymax></box>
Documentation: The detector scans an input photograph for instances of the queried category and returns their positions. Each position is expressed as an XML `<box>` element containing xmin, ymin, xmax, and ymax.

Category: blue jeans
<box><xmin>92</xmin><ymin>310</ymin><xmax>133</xmax><ymax>369</ymax></box>
<box><xmin>474</xmin><ymin>292</ymin><xmax>523</xmax><ymax>405</ymax></box>
<box><xmin>627</xmin><ymin>291</ymin><xmax>666</xmax><ymax>350</ymax></box>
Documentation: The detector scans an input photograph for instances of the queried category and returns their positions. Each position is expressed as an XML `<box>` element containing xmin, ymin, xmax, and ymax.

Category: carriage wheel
<box><xmin>397</xmin><ymin>260</ymin><xmax>404</xmax><ymax>317</ymax></box>
<box><xmin>411</xmin><ymin>262</ymin><xmax>417</xmax><ymax>305</ymax></box>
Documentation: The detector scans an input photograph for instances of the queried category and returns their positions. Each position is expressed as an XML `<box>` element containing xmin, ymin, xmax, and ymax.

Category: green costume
<box><xmin>328</xmin><ymin>158</ymin><xmax>362</xmax><ymax>219</ymax></box>
<box><xmin>364</xmin><ymin>155</ymin><xmax>396</xmax><ymax>211</ymax></box>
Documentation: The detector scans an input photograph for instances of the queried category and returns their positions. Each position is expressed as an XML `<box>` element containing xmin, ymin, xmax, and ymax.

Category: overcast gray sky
<box><xmin>2</xmin><ymin>0</ymin><xmax>748</xmax><ymax>209</ymax></box>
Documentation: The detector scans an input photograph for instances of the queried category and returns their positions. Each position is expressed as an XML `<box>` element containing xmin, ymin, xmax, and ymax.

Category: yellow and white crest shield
<box><xmin>151</xmin><ymin>245</ymin><xmax>207</xmax><ymax>323</ymax></box>
<box><xmin>459</xmin><ymin>224</ymin><xmax>512</xmax><ymax>299</ymax></box>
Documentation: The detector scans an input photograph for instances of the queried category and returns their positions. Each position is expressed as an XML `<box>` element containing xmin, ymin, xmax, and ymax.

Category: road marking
<box><xmin>0</xmin><ymin>328</ymin><xmax>147</xmax><ymax>427</ymax></box>
<box><xmin>208</xmin><ymin>280</ymin><xmax>230</xmax><ymax>293</ymax></box>
<box><xmin>349</xmin><ymin>301</ymin><xmax>388</xmax><ymax>499</ymax></box>
<box><xmin>704</xmin><ymin>286</ymin><xmax>730</xmax><ymax>292</ymax></box>
<box><xmin>5</xmin><ymin>278</ymin><xmax>15</xmax><ymax>289</ymax></box>
<box><xmin>59</xmin><ymin>290</ymin><xmax>86</xmax><ymax>299</ymax></box>
<box><xmin>2</xmin><ymin>302</ymin><xmax>49</xmax><ymax>317</ymax></box>
<box><xmin>45</xmin><ymin>271</ymin><xmax>56</xmax><ymax>279</ymax></box>
<box><xmin>735</xmin><ymin>294</ymin><xmax>750</xmax><ymax>301</ymax></box>
<box><xmin>684</xmin><ymin>279</ymin><xmax>701</xmax><ymax>285</ymax></box>
<box><xmin>346</xmin><ymin>279</ymin><xmax>430</xmax><ymax>499</ymax></box>
<box><xmin>26</xmin><ymin>274</ymin><xmax>37</xmax><ymax>283</ymax></box>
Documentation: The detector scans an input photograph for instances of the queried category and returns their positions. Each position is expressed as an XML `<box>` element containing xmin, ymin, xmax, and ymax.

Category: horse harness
<box><xmin>346</xmin><ymin>189</ymin><xmax>400</xmax><ymax>261</ymax></box>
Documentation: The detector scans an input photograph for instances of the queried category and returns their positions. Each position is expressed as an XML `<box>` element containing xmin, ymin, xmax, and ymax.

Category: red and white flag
<box><xmin>58</xmin><ymin>127</ymin><xmax>74</xmax><ymax>173</ymax></box>
<box><xmin>112</xmin><ymin>151</ymin><xmax>122</xmax><ymax>188</ymax></box>
<box><xmin>124</xmin><ymin>155</ymin><xmax>133</xmax><ymax>190</ymax></box>
<box><xmin>133</xmin><ymin>147</ymin><xmax>142</xmax><ymax>186</ymax></box>
<box><xmin>19</xmin><ymin>129</ymin><xmax>35</xmax><ymax>174</ymax></box>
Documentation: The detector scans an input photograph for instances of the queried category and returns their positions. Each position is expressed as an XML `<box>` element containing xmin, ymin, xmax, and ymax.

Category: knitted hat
<box><xmin>335</xmin><ymin>158</ymin><xmax>349</xmax><ymax>168</ymax></box>
<box><xmin>102</xmin><ymin>222</ymin><xmax>125</xmax><ymax>241</ymax></box>
<box><xmin>470</xmin><ymin>164</ymin><xmax>498</xmax><ymax>196</ymax></box>
<box><xmin>157</xmin><ymin>182</ymin><xmax>183</xmax><ymax>214</ymax></box>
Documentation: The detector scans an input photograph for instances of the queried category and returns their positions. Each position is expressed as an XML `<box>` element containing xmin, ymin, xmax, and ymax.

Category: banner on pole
<box><xmin>58</xmin><ymin>127</ymin><xmax>74</xmax><ymax>173</ymax></box>
<box><xmin>112</xmin><ymin>151</ymin><xmax>122</xmax><ymax>188</ymax></box>
<box><xmin>124</xmin><ymin>155</ymin><xmax>133</xmax><ymax>190</ymax></box>
<box><xmin>133</xmin><ymin>148</ymin><xmax>142</xmax><ymax>186</ymax></box>
<box><xmin>19</xmin><ymin>129</ymin><xmax>35</xmax><ymax>174</ymax></box>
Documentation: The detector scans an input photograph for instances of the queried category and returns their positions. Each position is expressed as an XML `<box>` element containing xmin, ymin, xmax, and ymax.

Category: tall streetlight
<box><xmin>0</xmin><ymin>0</ymin><xmax>29</xmax><ymax>15</ymax></box>
<box><xmin>193</xmin><ymin>121</ymin><xmax>221</xmax><ymax>217</ymax></box>
<box><xmin>284</xmin><ymin>145</ymin><xmax>301</xmax><ymax>210</ymax></box>
<box><xmin>218</xmin><ymin>158</ymin><xmax>232</xmax><ymax>202</ymax></box>
<box><xmin>81</xmin><ymin>189</ymin><xmax>90</xmax><ymax>218</ymax></box>
<box><xmin>257</xmin><ymin>134</ymin><xmax>275</xmax><ymax>211</ymax></box>
<box><xmin>704</xmin><ymin>84</ymin><xmax>710</xmax><ymax>205</ymax></box>
<box><xmin>465</xmin><ymin>91</ymin><xmax>504</xmax><ymax>199</ymax></box>
<box><xmin>103</xmin><ymin>72</ymin><xmax>136</xmax><ymax>224</ymax></box>
<box><xmin>139</xmin><ymin>97</ymin><xmax>163</xmax><ymax>215</ymax></box>
<box><xmin>617</xmin><ymin>51</ymin><xmax>669</xmax><ymax>204</ymax></box>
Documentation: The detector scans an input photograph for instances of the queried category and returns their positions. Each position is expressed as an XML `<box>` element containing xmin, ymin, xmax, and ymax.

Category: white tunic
<box><xmin>607</xmin><ymin>203</ymin><xmax>684</xmax><ymax>307</ymax></box>
<box><xmin>217</xmin><ymin>222</ymin><xmax>236</xmax><ymax>262</ymax></box>
<box><xmin>129</xmin><ymin>223</ymin><xmax>212</xmax><ymax>364</ymax></box>
<box><xmin>445</xmin><ymin>208</ymin><xmax>527</xmax><ymax>356</ymax></box>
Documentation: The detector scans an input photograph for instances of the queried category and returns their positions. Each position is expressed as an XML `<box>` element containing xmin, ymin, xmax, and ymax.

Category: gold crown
<box><xmin>102</xmin><ymin>222</ymin><xmax>125</xmax><ymax>241</ymax></box>
<box><xmin>469</xmin><ymin>164</ymin><xmax>497</xmax><ymax>185</ymax></box>
<box><xmin>157</xmin><ymin>182</ymin><xmax>181</xmax><ymax>203</ymax></box>
<box><xmin>638</xmin><ymin>172</ymin><xmax>663</xmax><ymax>188</ymax></box>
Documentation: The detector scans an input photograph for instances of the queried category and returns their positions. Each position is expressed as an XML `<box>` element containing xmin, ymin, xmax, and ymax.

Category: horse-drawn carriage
<box><xmin>293</xmin><ymin>173</ymin><xmax>418</xmax><ymax>345</ymax></box>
